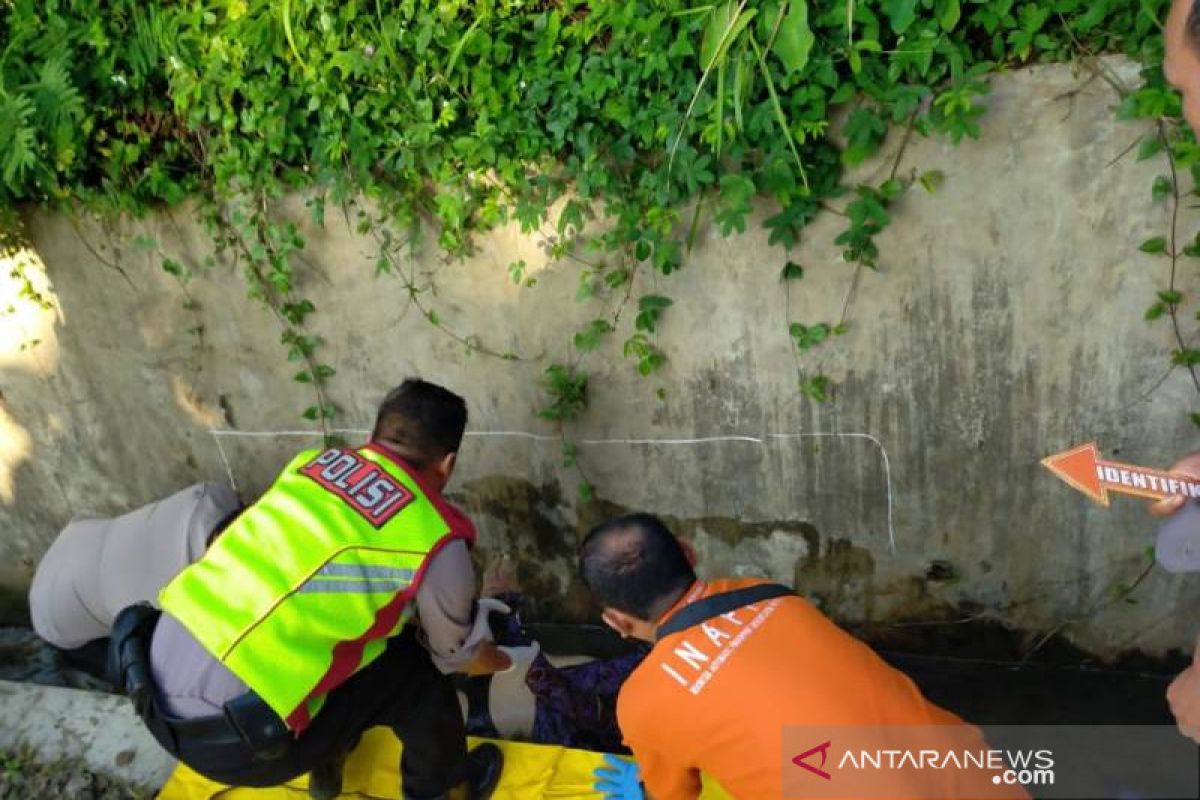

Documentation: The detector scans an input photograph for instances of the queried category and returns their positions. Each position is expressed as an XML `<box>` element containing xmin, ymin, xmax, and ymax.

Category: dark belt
<box><xmin>109</xmin><ymin>604</ymin><xmax>291</xmax><ymax>760</ymax></box>
<box><xmin>158</xmin><ymin>710</ymin><xmax>242</xmax><ymax>741</ymax></box>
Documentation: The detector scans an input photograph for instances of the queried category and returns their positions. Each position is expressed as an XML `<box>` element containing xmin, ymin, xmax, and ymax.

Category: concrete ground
<box><xmin>0</xmin><ymin>623</ymin><xmax>604</xmax><ymax>796</ymax></box>
<box><xmin>0</xmin><ymin>679</ymin><xmax>175</xmax><ymax>792</ymax></box>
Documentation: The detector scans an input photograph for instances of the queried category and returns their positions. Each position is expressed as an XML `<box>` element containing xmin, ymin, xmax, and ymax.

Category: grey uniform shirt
<box><xmin>29</xmin><ymin>483</ymin><xmax>240</xmax><ymax>650</ymax></box>
<box><xmin>150</xmin><ymin>539</ymin><xmax>480</xmax><ymax>718</ymax></box>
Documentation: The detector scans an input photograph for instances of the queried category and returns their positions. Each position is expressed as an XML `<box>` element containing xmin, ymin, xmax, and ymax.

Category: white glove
<box><xmin>459</xmin><ymin>597</ymin><xmax>513</xmax><ymax>651</ymax></box>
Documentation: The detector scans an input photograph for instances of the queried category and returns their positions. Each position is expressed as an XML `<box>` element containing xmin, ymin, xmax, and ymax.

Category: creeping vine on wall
<box><xmin>1117</xmin><ymin>52</ymin><xmax>1200</xmax><ymax>405</ymax></box>
<box><xmin>0</xmin><ymin>0</ymin><xmax>1186</xmax><ymax>470</ymax></box>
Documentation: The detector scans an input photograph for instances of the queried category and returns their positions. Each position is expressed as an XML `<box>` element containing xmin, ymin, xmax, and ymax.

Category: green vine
<box><xmin>0</xmin><ymin>0</ymin><xmax>1180</xmax><ymax>449</ymax></box>
<box><xmin>133</xmin><ymin>231</ymin><xmax>207</xmax><ymax>385</ymax></box>
<box><xmin>222</xmin><ymin>193</ymin><xmax>341</xmax><ymax>438</ymax></box>
<box><xmin>1109</xmin><ymin>28</ymin><xmax>1200</xmax><ymax>424</ymax></box>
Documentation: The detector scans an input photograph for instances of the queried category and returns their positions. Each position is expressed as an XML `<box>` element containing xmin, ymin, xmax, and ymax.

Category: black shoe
<box><xmin>465</xmin><ymin>743</ymin><xmax>503</xmax><ymax>800</ymax></box>
<box><xmin>308</xmin><ymin>751</ymin><xmax>348</xmax><ymax>800</ymax></box>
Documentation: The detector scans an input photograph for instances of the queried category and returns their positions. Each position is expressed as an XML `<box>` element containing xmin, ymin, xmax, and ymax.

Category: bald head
<box><xmin>579</xmin><ymin>513</ymin><xmax>696</xmax><ymax>622</ymax></box>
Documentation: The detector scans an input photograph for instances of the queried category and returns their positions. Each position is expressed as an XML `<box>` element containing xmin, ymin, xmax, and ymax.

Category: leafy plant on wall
<box><xmin>0</xmin><ymin>0</ymin><xmax>1183</xmax><ymax>459</ymax></box>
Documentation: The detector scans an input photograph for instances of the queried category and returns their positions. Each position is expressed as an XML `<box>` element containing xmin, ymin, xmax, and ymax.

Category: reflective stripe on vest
<box><xmin>159</xmin><ymin>444</ymin><xmax>474</xmax><ymax>732</ymax></box>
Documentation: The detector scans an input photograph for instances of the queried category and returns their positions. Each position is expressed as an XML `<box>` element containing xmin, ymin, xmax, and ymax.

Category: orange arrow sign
<box><xmin>1041</xmin><ymin>442</ymin><xmax>1200</xmax><ymax>507</ymax></box>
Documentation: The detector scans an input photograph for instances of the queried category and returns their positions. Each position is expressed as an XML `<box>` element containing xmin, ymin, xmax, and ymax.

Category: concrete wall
<box><xmin>3</xmin><ymin>59</ymin><xmax>1199</xmax><ymax>658</ymax></box>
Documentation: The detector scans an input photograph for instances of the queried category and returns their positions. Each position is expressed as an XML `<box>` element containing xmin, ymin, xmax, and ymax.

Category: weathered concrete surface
<box><xmin>2</xmin><ymin>58</ymin><xmax>1199</xmax><ymax>657</ymax></box>
<box><xmin>0</xmin><ymin>680</ymin><xmax>174</xmax><ymax>788</ymax></box>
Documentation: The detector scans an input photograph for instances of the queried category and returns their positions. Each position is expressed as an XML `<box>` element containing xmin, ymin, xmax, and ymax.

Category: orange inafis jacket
<box><xmin>616</xmin><ymin>578</ymin><xmax>1023</xmax><ymax>800</ymax></box>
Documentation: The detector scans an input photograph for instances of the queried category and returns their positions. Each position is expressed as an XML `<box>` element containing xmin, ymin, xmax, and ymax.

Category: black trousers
<box><xmin>155</xmin><ymin>627</ymin><xmax>468</xmax><ymax>799</ymax></box>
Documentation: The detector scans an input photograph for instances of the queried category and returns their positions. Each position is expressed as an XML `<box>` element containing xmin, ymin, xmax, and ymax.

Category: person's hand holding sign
<box><xmin>1148</xmin><ymin>451</ymin><xmax>1200</xmax><ymax>518</ymax></box>
<box><xmin>1149</xmin><ymin>450</ymin><xmax>1200</xmax><ymax>743</ymax></box>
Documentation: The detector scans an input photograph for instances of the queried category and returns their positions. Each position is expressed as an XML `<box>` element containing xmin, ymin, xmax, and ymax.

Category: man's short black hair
<box><xmin>1190</xmin><ymin>0</ymin><xmax>1200</xmax><ymax>46</ymax></box>
<box><xmin>579</xmin><ymin>513</ymin><xmax>696</xmax><ymax>621</ymax></box>
<box><xmin>371</xmin><ymin>378</ymin><xmax>467</xmax><ymax>468</ymax></box>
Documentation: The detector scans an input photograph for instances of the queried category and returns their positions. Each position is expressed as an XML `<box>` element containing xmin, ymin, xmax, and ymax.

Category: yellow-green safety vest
<box><xmin>159</xmin><ymin>443</ymin><xmax>475</xmax><ymax>732</ymax></box>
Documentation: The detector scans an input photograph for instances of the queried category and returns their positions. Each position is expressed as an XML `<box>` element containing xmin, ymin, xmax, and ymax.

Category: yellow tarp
<box><xmin>158</xmin><ymin>729</ymin><xmax>731</xmax><ymax>799</ymax></box>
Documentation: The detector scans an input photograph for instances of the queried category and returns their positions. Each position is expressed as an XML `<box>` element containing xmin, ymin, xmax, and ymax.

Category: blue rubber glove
<box><xmin>593</xmin><ymin>754</ymin><xmax>644</xmax><ymax>800</ymax></box>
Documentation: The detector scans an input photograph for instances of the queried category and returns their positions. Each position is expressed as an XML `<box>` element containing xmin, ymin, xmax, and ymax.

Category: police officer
<box><xmin>110</xmin><ymin>379</ymin><xmax>507</xmax><ymax>800</ymax></box>
<box><xmin>28</xmin><ymin>480</ymin><xmax>241</xmax><ymax>673</ymax></box>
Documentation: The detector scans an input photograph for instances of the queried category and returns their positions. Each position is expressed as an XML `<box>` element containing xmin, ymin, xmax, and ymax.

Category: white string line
<box><xmin>207</xmin><ymin>429</ymin><xmax>896</xmax><ymax>553</ymax></box>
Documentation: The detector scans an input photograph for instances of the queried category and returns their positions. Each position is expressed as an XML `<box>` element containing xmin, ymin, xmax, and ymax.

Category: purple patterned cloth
<box><xmin>487</xmin><ymin>592</ymin><xmax>644</xmax><ymax>752</ymax></box>
<box><xmin>525</xmin><ymin>649</ymin><xmax>644</xmax><ymax>752</ymax></box>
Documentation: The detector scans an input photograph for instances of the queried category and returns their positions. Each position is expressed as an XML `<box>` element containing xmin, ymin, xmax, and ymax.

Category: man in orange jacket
<box><xmin>580</xmin><ymin>513</ymin><xmax>1021</xmax><ymax>800</ymax></box>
